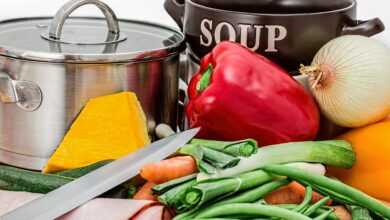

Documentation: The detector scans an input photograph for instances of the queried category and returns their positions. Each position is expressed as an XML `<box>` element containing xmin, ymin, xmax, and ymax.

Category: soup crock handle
<box><xmin>342</xmin><ymin>18</ymin><xmax>385</xmax><ymax>37</ymax></box>
<box><xmin>164</xmin><ymin>0</ymin><xmax>185</xmax><ymax>29</ymax></box>
<box><xmin>0</xmin><ymin>72</ymin><xmax>42</xmax><ymax>112</ymax></box>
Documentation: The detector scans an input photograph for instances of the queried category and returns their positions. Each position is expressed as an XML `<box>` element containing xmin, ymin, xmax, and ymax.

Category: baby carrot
<box><xmin>265</xmin><ymin>181</ymin><xmax>332</xmax><ymax>205</ymax></box>
<box><xmin>133</xmin><ymin>182</ymin><xmax>157</xmax><ymax>201</ymax></box>
<box><xmin>140</xmin><ymin>156</ymin><xmax>197</xmax><ymax>184</ymax></box>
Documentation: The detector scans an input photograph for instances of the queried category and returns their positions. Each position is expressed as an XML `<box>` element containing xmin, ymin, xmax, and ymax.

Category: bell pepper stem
<box><xmin>197</xmin><ymin>64</ymin><xmax>213</xmax><ymax>92</ymax></box>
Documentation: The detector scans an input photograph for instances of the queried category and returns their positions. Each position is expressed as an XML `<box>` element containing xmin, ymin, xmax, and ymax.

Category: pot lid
<box><xmin>190</xmin><ymin>0</ymin><xmax>355</xmax><ymax>14</ymax></box>
<box><xmin>0</xmin><ymin>0</ymin><xmax>184</xmax><ymax>63</ymax></box>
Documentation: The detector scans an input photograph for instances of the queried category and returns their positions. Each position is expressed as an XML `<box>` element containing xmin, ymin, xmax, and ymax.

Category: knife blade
<box><xmin>1</xmin><ymin>128</ymin><xmax>199</xmax><ymax>220</ymax></box>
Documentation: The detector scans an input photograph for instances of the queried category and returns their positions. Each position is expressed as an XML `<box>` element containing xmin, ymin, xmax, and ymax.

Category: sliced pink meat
<box><xmin>129</xmin><ymin>205</ymin><xmax>173</xmax><ymax>220</ymax></box>
<box><xmin>0</xmin><ymin>190</ymin><xmax>171</xmax><ymax>220</ymax></box>
<box><xmin>60</xmin><ymin>198</ymin><xmax>157</xmax><ymax>220</ymax></box>
<box><xmin>0</xmin><ymin>190</ymin><xmax>41</xmax><ymax>216</ymax></box>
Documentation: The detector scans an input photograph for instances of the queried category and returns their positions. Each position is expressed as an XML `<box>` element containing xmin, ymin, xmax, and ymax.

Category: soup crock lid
<box><xmin>0</xmin><ymin>0</ymin><xmax>184</xmax><ymax>63</ymax></box>
<box><xmin>190</xmin><ymin>0</ymin><xmax>355</xmax><ymax>14</ymax></box>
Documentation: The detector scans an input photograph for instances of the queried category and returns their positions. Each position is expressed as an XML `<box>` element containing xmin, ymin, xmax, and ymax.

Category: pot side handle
<box><xmin>0</xmin><ymin>72</ymin><xmax>42</xmax><ymax>112</ymax></box>
<box><xmin>0</xmin><ymin>72</ymin><xmax>18</xmax><ymax>104</ymax></box>
<box><xmin>164</xmin><ymin>0</ymin><xmax>185</xmax><ymax>29</ymax></box>
<box><xmin>342</xmin><ymin>18</ymin><xmax>385</xmax><ymax>37</ymax></box>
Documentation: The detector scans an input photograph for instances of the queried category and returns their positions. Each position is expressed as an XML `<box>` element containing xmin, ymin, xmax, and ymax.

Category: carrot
<box><xmin>333</xmin><ymin>206</ymin><xmax>351</xmax><ymax>220</ymax></box>
<box><xmin>133</xmin><ymin>182</ymin><xmax>157</xmax><ymax>201</ymax></box>
<box><xmin>140</xmin><ymin>156</ymin><xmax>197</xmax><ymax>184</ymax></box>
<box><xmin>265</xmin><ymin>181</ymin><xmax>332</xmax><ymax>205</ymax></box>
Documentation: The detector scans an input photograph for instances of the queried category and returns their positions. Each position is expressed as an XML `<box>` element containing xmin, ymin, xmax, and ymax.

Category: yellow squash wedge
<box><xmin>43</xmin><ymin>92</ymin><xmax>150</xmax><ymax>173</ymax></box>
<box><xmin>328</xmin><ymin>120</ymin><xmax>390</xmax><ymax>202</ymax></box>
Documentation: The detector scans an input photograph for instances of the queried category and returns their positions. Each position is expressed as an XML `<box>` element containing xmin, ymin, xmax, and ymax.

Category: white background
<box><xmin>0</xmin><ymin>0</ymin><xmax>388</xmax><ymax>45</ymax></box>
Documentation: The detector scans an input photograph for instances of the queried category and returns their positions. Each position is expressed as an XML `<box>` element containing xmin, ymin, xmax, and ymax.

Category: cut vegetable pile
<box><xmin>137</xmin><ymin>37</ymin><xmax>390</xmax><ymax>219</ymax></box>
<box><xmin>0</xmin><ymin>34</ymin><xmax>390</xmax><ymax>220</ymax></box>
<box><xmin>138</xmin><ymin>139</ymin><xmax>390</xmax><ymax>220</ymax></box>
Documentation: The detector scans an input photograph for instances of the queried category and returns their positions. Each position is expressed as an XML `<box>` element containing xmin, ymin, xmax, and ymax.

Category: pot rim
<box><xmin>187</xmin><ymin>0</ymin><xmax>356</xmax><ymax>17</ymax></box>
<box><xmin>0</xmin><ymin>17</ymin><xmax>185</xmax><ymax>64</ymax></box>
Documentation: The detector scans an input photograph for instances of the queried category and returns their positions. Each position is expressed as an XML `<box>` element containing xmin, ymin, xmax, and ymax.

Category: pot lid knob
<box><xmin>43</xmin><ymin>0</ymin><xmax>126</xmax><ymax>45</ymax></box>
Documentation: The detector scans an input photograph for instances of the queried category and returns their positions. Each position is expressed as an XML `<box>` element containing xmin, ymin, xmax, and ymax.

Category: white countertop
<box><xmin>0</xmin><ymin>0</ymin><xmax>389</xmax><ymax>45</ymax></box>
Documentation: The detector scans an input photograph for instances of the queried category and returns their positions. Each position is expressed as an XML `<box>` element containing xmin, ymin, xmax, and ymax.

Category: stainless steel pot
<box><xmin>0</xmin><ymin>0</ymin><xmax>184</xmax><ymax>170</ymax></box>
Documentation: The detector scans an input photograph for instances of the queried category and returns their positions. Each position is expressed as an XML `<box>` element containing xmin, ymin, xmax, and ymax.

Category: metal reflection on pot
<box><xmin>0</xmin><ymin>0</ymin><xmax>185</xmax><ymax>170</ymax></box>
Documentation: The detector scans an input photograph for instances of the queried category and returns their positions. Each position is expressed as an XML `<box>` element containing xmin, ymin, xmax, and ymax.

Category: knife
<box><xmin>1</xmin><ymin>128</ymin><xmax>199</xmax><ymax>220</ymax></box>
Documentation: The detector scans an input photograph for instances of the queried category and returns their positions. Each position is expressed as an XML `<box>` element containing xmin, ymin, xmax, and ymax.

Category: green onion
<box><xmin>179</xmin><ymin>145</ymin><xmax>239</xmax><ymax>174</ymax></box>
<box><xmin>316</xmin><ymin>140</ymin><xmax>352</xmax><ymax>150</ymax></box>
<box><xmin>194</xmin><ymin>203</ymin><xmax>312</xmax><ymax>220</ymax></box>
<box><xmin>158</xmin><ymin>179</ymin><xmax>197</xmax><ymax>212</ymax></box>
<box><xmin>153</xmin><ymin>174</ymin><xmax>197</xmax><ymax>195</ymax></box>
<box><xmin>202</xmin><ymin>147</ymin><xmax>240</xmax><ymax>169</ymax></box>
<box><xmin>179</xmin><ymin>144</ymin><xmax>204</xmax><ymax>165</ymax></box>
<box><xmin>179</xmin><ymin>170</ymin><xmax>273</xmax><ymax>212</ymax></box>
<box><xmin>179</xmin><ymin>144</ymin><xmax>216</xmax><ymax>174</ymax></box>
<box><xmin>199</xmin><ymin>161</ymin><xmax>218</xmax><ymax>175</ymax></box>
<box><xmin>348</xmin><ymin>205</ymin><xmax>373</xmax><ymax>220</ymax></box>
<box><xmin>190</xmin><ymin>139</ymin><xmax>258</xmax><ymax>157</ymax></box>
<box><xmin>199</xmin><ymin>140</ymin><xmax>355</xmax><ymax>180</ymax></box>
<box><xmin>263</xmin><ymin>164</ymin><xmax>390</xmax><ymax>219</ymax></box>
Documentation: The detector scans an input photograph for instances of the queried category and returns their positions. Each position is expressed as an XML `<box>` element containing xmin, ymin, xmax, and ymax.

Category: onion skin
<box><xmin>302</xmin><ymin>35</ymin><xmax>390</xmax><ymax>128</ymax></box>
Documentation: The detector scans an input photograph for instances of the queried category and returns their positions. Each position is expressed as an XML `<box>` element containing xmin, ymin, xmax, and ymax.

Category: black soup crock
<box><xmin>165</xmin><ymin>0</ymin><xmax>385</xmax><ymax>71</ymax></box>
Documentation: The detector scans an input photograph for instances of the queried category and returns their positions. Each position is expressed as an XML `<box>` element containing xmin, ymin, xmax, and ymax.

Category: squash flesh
<box><xmin>43</xmin><ymin>92</ymin><xmax>150</xmax><ymax>173</ymax></box>
<box><xmin>328</xmin><ymin>120</ymin><xmax>390</xmax><ymax>202</ymax></box>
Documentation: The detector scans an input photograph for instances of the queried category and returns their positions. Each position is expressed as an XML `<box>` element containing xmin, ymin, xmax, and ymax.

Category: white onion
<box><xmin>300</xmin><ymin>35</ymin><xmax>390</xmax><ymax>128</ymax></box>
<box><xmin>155</xmin><ymin>123</ymin><xmax>175</xmax><ymax>139</ymax></box>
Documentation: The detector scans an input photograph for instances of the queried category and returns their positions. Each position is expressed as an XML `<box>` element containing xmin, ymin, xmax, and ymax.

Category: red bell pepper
<box><xmin>186</xmin><ymin>42</ymin><xmax>319</xmax><ymax>146</ymax></box>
